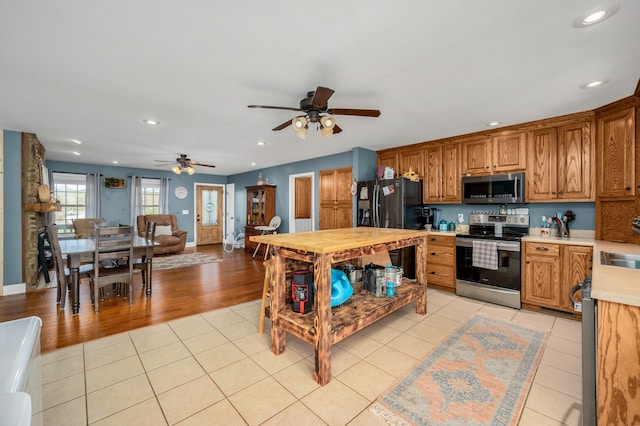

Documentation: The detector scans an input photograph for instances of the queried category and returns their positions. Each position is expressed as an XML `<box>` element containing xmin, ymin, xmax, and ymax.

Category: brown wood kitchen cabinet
<box><xmin>319</xmin><ymin>167</ymin><xmax>352</xmax><ymax>230</ymax></box>
<box><xmin>597</xmin><ymin>300</ymin><xmax>640</xmax><ymax>425</ymax></box>
<box><xmin>377</xmin><ymin>151</ymin><xmax>399</xmax><ymax>177</ymax></box>
<box><xmin>461</xmin><ymin>131</ymin><xmax>526</xmax><ymax>175</ymax></box>
<box><xmin>244</xmin><ymin>184</ymin><xmax>276</xmax><ymax>254</ymax></box>
<box><xmin>595</xmin><ymin>98</ymin><xmax>640</xmax><ymax>244</ymax></box>
<box><xmin>399</xmin><ymin>149</ymin><xmax>424</xmax><ymax>178</ymax></box>
<box><xmin>423</xmin><ymin>142</ymin><xmax>461</xmax><ymax>203</ymax></box>
<box><xmin>522</xmin><ymin>241</ymin><xmax>592</xmax><ymax>316</ymax></box>
<box><xmin>425</xmin><ymin>234</ymin><xmax>456</xmax><ymax>291</ymax></box>
<box><xmin>526</xmin><ymin>115</ymin><xmax>594</xmax><ymax>202</ymax></box>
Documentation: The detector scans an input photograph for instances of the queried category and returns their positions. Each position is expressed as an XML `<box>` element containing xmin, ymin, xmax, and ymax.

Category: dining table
<box><xmin>251</xmin><ymin>227</ymin><xmax>428</xmax><ymax>385</ymax></box>
<box><xmin>59</xmin><ymin>235</ymin><xmax>156</xmax><ymax>314</ymax></box>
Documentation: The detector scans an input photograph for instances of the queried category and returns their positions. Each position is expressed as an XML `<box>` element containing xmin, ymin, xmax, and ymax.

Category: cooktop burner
<box><xmin>464</xmin><ymin>211</ymin><xmax>530</xmax><ymax>240</ymax></box>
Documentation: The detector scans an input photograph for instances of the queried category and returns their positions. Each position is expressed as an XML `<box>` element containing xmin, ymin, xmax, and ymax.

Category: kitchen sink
<box><xmin>600</xmin><ymin>251</ymin><xmax>640</xmax><ymax>269</ymax></box>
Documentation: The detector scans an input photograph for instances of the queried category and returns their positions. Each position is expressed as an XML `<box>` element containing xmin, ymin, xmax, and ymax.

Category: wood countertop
<box><xmin>250</xmin><ymin>227</ymin><xmax>427</xmax><ymax>253</ymax></box>
<box><xmin>591</xmin><ymin>240</ymin><xmax>640</xmax><ymax>308</ymax></box>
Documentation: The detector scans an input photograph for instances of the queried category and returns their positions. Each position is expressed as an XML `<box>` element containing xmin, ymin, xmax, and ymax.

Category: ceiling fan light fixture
<box><xmin>172</xmin><ymin>165</ymin><xmax>182</xmax><ymax>174</ymax></box>
<box><xmin>295</xmin><ymin>127</ymin><xmax>308</xmax><ymax>139</ymax></box>
<box><xmin>292</xmin><ymin>116</ymin><xmax>307</xmax><ymax>129</ymax></box>
<box><xmin>321</xmin><ymin>126</ymin><xmax>333</xmax><ymax>138</ymax></box>
<box><xmin>320</xmin><ymin>115</ymin><xmax>335</xmax><ymax>130</ymax></box>
<box><xmin>186</xmin><ymin>166</ymin><xmax>195</xmax><ymax>175</ymax></box>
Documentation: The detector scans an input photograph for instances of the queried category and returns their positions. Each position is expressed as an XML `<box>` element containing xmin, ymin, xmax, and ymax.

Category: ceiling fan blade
<box><xmin>310</xmin><ymin>86</ymin><xmax>334</xmax><ymax>108</ymax></box>
<box><xmin>190</xmin><ymin>161</ymin><xmax>216</xmax><ymax>168</ymax></box>
<box><xmin>272</xmin><ymin>119</ymin><xmax>293</xmax><ymax>131</ymax></box>
<box><xmin>327</xmin><ymin>108</ymin><xmax>381</xmax><ymax>117</ymax></box>
<box><xmin>332</xmin><ymin>124</ymin><xmax>343</xmax><ymax>134</ymax></box>
<box><xmin>248</xmin><ymin>105</ymin><xmax>302</xmax><ymax>112</ymax></box>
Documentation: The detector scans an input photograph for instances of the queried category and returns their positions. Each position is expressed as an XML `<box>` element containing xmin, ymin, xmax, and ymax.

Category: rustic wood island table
<box><xmin>251</xmin><ymin>227</ymin><xmax>427</xmax><ymax>385</ymax></box>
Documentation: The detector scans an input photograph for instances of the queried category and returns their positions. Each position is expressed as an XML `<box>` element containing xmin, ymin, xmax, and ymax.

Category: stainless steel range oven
<box><xmin>456</xmin><ymin>212</ymin><xmax>529</xmax><ymax>309</ymax></box>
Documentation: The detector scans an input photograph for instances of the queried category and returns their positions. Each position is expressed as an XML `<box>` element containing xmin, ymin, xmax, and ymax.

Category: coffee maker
<box><xmin>418</xmin><ymin>207</ymin><xmax>440</xmax><ymax>229</ymax></box>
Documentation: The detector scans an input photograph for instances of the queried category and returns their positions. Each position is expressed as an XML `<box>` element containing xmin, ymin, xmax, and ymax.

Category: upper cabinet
<box><xmin>423</xmin><ymin>142</ymin><xmax>461</xmax><ymax>203</ymax></box>
<box><xmin>527</xmin><ymin>116</ymin><xmax>594</xmax><ymax>202</ymax></box>
<box><xmin>461</xmin><ymin>131</ymin><xmax>526</xmax><ymax>175</ymax></box>
<box><xmin>596</xmin><ymin>107</ymin><xmax>636</xmax><ymax>198</ymax></box>
<box><xmin>377</xmin><ymin>151</ymin><xmax>399</xmax><ymax>178</ymax></box>
<box><xmin>399</xmin><ymin>150</ymin><xmax>424</xmax><ymax>178</ymax></box>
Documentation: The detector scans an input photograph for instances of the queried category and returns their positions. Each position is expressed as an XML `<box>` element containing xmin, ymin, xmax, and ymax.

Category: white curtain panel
<box><xmin>130</xmin><ymin>175</ymin><xmax>143</xmax><ymax>234</ymax></box>
<box><xmin>85</xmin><ymin>173</ymin><xmax>101</xmax><ymax>217</ymax></box>
<box><xmin>160</xmin><ymin>177</ymin><xmax>170</xmax><ymax>214</ymax></box>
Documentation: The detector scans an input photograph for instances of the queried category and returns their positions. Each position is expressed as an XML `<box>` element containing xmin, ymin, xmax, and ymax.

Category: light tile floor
<box><xmin>36</xmin><ymin>289</ymin><xmax>583</xmax><ymax>425</ymax></box>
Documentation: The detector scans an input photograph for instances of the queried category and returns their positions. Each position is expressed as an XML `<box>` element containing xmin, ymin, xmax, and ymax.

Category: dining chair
<box><xmin>88</xmin><ymin>225</ymin><xmax>139</xmax><ymax>313</ymax></box>
<box><xmin>132</xmin><ymin>220</ymin><xmax>156</xmax><ymax>295</ymax></box>
<box><xmin>47</xmin><ymin>224</ymin><xmax>93</xmax><ymax>309</ymax></box>
<box><xmin>252</xmin><ymin>216</ymin><xmax>281</xmax><ymax>260</ymax></box>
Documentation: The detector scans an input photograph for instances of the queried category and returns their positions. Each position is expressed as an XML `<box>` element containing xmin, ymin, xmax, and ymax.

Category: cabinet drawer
<box><xmin>426</xmin><ymin>263</ymin><xmax>455</xmax><ymax>287</ymax></box>
<box><xmin>426</xmin><ymin>249</ymin><xmax>454</xmax><ymax>265</ymax></box>
<box><xmin>524</xmin><ymin>242</ymin><xmax>560</xmax><ymax>257</ymax></box>
<box><xmin>427</xmin><ymin>234</ymin><xmax>455</xmax><ymax>246</ymax></box>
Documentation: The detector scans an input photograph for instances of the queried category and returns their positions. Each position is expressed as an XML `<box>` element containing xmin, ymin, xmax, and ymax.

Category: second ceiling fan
<box><xmin>248</xmin><ymin>86</ymin><xmax>381</xmax><ymax>139</ymax></box>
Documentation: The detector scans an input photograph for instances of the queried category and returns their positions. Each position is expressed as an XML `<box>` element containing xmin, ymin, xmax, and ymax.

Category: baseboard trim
<box><xmin>2</xmin><ymin>283</ymin><xmax>26</xmax><ymax>296</ymax></box>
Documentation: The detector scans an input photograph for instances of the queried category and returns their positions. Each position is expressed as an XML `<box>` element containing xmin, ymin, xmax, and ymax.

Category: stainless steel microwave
<box><xmin>461</xmin><ymin>172</ymin><xmax>525</xmax><ymax>204</ymax></box>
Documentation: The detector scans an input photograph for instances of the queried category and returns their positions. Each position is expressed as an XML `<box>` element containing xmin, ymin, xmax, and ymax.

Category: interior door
<box><xmin>196</xmin><ymin>185</ymin><xmax>223</xmax><ymax>245</ymax></box>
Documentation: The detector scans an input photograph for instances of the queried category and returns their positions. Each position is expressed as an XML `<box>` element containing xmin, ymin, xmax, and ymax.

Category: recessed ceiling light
<box><xmin>572</xmin><ymin>5</ymin><xmax>619</xmax><ymax>28</ymax></box>
<box><xmin>72</xmin><ymin>151</ymin><xmax>80</xmax><ymax>156</ymax></box>
<box><xmin>580</xmin><ymin>79</ymin><xmax>609</xmax><ymax>89</ymax></box>
<box><xmin>251</xmin><ymin>162</ymin><xmax>257</xmax><ymax>166</ymax></box>
<box><xmin>71</xmin><ymin>139</ymin><xmax>83</xmax><ymax>144</ymax></box>
<box><xmin>256</xmin><ymin>141</ymin><xmax>266</xmax><ymax>146</ymax></box>
<box><xmin>112</xmin><ymin>160</ymin><xmax>119</xmax><ymax>164</ymax></box>
<box><xmin>487</xmin><ymin>121</ymin><xmax>500</xmax><ymax>127</ymax></box>
<box><xmin>143</xmin><ymin>119</ymin><xmax>159</xmax><ymax>125</ymax></box>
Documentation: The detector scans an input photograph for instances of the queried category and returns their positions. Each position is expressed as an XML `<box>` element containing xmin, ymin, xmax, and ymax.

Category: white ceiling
<box><xmin>1</xmin><ymin>1</ymin><xmax>639</xmax><ymax>176</ymax></box>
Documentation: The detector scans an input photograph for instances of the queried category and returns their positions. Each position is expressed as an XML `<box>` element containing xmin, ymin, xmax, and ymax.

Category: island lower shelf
<box><xmin>270</xmin><ymin>279</ymin><xmax>424</xmax><ymax>346</ymax></box>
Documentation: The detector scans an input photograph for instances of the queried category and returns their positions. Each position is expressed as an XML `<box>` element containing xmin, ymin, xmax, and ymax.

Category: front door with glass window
<box><xmin>196</xmin><ymin>185</ymin><xmax>223</xmax><ymax>245</ymax></box>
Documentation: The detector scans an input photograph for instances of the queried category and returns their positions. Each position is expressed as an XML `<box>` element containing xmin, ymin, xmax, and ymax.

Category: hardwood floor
<box><xmin>0</xmin><ymin>244</ymin><xmax>266</xmax><ymax>353</ymax></box>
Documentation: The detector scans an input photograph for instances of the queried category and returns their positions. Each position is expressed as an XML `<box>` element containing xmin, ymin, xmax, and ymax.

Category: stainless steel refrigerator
<box><xmin>357</xmin><ymin>178</ymin><xmax>423</xmax><ymax>276</ymax></box>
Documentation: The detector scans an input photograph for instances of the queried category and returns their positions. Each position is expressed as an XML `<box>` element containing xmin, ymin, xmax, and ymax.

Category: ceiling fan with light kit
<box><xmin>154</xmin><ymin>154</ymin><xmax>216</xmax><ymax>175</ymax></box>
<box><xmin>248</xmin><ymin>86</ymin><xmax>381</xmax><ymax>139</ymax></box>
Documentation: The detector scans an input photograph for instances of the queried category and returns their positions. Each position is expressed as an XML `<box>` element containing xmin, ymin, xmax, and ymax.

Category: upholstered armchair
<box><xmin>136</xmin><ymin>214</ymin><xmax>187</xmax><ymax>255</ymax></box>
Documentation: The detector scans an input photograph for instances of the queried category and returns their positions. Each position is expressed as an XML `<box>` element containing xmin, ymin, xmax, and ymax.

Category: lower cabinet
<box><xmin>597</xmin><ymin>300</ymin><xmax>640</xmax><ymax>425</ymax></box>
<box><xmin>522</xmin><ymin>242</ymin><xmax>592</xmax><ymax>316</ymax></box>
<box><xmin>425</xmin><ymin>234</ymin><xmax>456</xmax><ymax>290</ymax></box>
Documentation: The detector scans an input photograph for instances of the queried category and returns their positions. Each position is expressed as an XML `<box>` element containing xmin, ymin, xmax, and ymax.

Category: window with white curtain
<box><xmin>141</xmin><ymin>178</ymin><xmax>161</xmax><ymax>214</ymax></box>
<box><xmin>52</xmin><ymin>172</ymin><xmax>87</xmax><ymax>234</ymax></box>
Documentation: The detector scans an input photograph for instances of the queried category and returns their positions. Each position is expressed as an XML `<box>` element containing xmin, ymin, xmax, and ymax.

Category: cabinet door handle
<box><xmin>431</xmin><ymin>252</ymin><xmax>437</xmax><ymax>256</ymax></box>
<box><xmin>430</xmin><ymin>271</ymin><xmax>438</xmax><ymax>275</ymax></box>
<box><xmin>626</xmin><ymin>187</ymin><xmax>632</xmax><ymax>191</ymax></box>
<box><xmin>551</xmin><ymin>191</ymin><xmax>556</xmax><ymax>195</ymax></box>
<box><xmin>558</xmin><ymin>191</ymin><xmax>563</xmax><ymax>195</ymax></box>
<box><xmin>536</xmin><ymin>246</ymin><xmax>549</xmax><ymax>251</ymax></box>
<box><xmin>430</xmin><ymin>238</ymin><xmax>437</xmax><ymax>241</ymax></box>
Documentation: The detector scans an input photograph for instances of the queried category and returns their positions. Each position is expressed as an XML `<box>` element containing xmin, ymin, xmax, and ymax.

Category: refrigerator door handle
<box><xmin>373</xmin><ymin>184</ymin><xmax>379</xmax><ymax>227</ymax></box>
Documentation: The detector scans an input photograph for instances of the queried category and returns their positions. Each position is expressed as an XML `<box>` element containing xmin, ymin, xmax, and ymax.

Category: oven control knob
<box><xmin>520</xmin><ymin>217</ymin><xmax>526</xmax><ymax>224</ymax></box>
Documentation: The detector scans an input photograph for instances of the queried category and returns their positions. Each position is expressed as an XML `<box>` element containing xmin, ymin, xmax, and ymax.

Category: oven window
<box><xmin>456</xmin><ymin>245</ymin><xmax>521</xmax><ymax>290</ymax></box>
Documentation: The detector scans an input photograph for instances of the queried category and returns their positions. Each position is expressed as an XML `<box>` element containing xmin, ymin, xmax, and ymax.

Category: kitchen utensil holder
<box><xmin>557</xmin><ymin>222</ymin><xmax>569</xmax><ymax>238</ymax></box>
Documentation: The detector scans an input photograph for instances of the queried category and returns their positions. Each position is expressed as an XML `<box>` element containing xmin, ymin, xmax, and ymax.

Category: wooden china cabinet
<box><xmin>244</xmin><ymin>184</ymin><xmax>276</xmax><ymax>255</ymax></box>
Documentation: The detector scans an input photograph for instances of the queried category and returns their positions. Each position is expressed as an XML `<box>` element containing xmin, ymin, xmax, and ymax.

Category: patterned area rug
<box><xmin>370</xmin><ymin>316</ymin><xmax>548</xmax><ymax>426</ymax></box>
<box><xmin>152</xmin><ymin>253</ymin><xmax>222</xmax><ymax>270</ymax></box>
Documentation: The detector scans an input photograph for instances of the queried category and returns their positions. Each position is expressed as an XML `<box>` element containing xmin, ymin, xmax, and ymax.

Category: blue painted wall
<box><xmin>3</xmin><ymin>130</ymin><xmax>23</xmax><ymax>286</ymax></box>
<box><xmin>227</xmin><ymin>149</ymin><xmax>370</xmax><ymax>233</ymax></box>
<box><xmin>45</xmin><ymin>161</ymin><xmax>227</xmax><ymax>242</ymax></box>
<box><xmin>426</xmin><ymin>202</ymin><xmax>595</xmax><ymax>231</ymax></box>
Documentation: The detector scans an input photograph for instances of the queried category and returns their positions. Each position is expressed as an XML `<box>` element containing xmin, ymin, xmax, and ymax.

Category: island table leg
<box><xmin>313</xmin><ymin>254</ymin><xmax>332</xmax><ymax>385</ymax></box>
